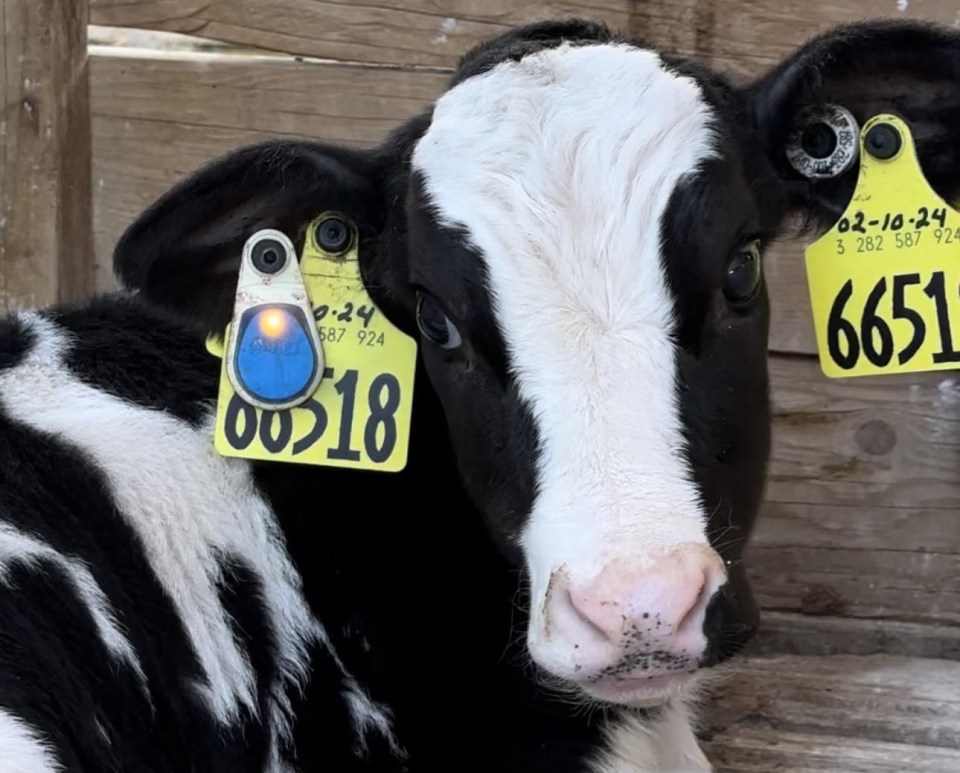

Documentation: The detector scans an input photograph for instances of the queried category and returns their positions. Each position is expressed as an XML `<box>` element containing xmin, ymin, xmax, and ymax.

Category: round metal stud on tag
<box><xmin>864</xmin><ymin>122</ymin><xmax>903</xmax><ymax>161</ymax></box>
<box><xmin>786</xmin><ymin>103</ymin><xmax>860</xmax><ymax>179</ymax></box>
<box><xmin>314</xmin><ymin>215</ymin><xmax>353</xmax><ymax>254</ymax></box>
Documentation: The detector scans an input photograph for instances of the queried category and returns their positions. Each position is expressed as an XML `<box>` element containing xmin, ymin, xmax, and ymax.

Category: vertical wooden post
<box><xmin>0</xmin><ymin>0</ymin><xmax>93</xmax><ymax>312</ymax></box>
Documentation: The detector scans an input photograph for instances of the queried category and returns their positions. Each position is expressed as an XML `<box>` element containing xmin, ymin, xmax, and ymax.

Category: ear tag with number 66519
<box><xmin>805</xmin><ymin>113</ymin><xmax>960</xmax><ymax>378</ymax></box>
<box><xmin>207</xmin><ymin>214</ymin><xmax>418</xmax><ymax>472</ymax></box>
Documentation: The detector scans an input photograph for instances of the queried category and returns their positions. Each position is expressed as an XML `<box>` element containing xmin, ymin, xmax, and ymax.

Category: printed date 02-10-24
<box><xmin>837</xmin><ymin>206</ymin><xmax>949</xmax><ymax>235</ymax></box>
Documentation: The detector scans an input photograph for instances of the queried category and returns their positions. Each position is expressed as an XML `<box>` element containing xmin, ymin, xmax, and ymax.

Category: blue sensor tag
<box><xmin>233</xmin><ymin>304</ymin><xmax>318</xmax><ymax>404</ymax></box>
<box><xmin>223</xmin><ymin>230</ymin><xmax>325</xmax><ymax>410</ymax></box>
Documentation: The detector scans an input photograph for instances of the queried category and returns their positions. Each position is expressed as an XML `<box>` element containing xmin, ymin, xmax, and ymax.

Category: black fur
<box><xmin>746</xmin><ymin>18</ymin><xmax>960</xmax><ymax>229</ymax></box>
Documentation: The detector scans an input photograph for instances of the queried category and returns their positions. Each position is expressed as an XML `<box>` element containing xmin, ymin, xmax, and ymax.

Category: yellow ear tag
<box><xmin>207</xmin><ymin>214</ymin><xmax>418</xmax><ymax>471</ymax></box>
<box><xmin>805</xmin><ymin>114</ymin><xmax>960</xmax><ymax>378</ymax></box>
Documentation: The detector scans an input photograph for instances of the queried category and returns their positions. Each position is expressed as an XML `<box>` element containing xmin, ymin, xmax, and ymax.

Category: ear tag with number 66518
<box><xmin>805</xmin><ymin>113</ymin><xmax>960</xmax><ymax>378</ymax></box>
<box><xmin>207</xmin><ymin>214</ymin><xmax>418</xmax><ymax>472</ymax></box>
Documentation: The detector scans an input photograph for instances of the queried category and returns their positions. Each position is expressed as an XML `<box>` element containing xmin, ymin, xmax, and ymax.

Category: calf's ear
<box><xmin>745</xmin><ymin>20</ymin><xmax>960</xmax><ymax>230</ymax></box>
<box><xmin>113</xmin><ymin>141</ymin><xmax>384</xmax><ymax>334</ymax></box>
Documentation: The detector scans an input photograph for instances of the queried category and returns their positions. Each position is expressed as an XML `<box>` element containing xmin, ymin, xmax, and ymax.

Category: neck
<box><xmin>252</xmin><ymin>357</ymin><xmax>522</xmax><ymax>689</ymax></box>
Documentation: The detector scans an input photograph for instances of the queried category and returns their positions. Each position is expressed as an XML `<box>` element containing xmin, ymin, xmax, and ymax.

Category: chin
<box><xmin>536</xmin><ymin>663</ymin><xmax>713</xmax><ymax>711</ymax></box>
<box><xmin>576</xmin><ymin>672</ymin><xmax>701</xmax><ymax>709</ymax></box>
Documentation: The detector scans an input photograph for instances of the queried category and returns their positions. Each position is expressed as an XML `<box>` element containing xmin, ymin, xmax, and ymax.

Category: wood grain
<box><xmin>749</xmin><ymin>612</ymin><xmax>960</xmax><ymax>661</ymax></box>
<box><xmin>748</xmin><ymin>356</ymin><xmax>960</xmax><ymax>626</ymax></box>
<box><xmin>0</xmin><ymin>0</ymin><xmax>93</xmax><ymax>311</ymax></box>
<box><xmin>765</xmin><ymin>240</ymin><xmax>816</xmax><ymax>354</ymax></box>
<box><xmin>89</xmin><ymin>0</ymin><xmax>630</xmax><ymax>69</ymax></box>
<box><xmin>90</xmin><ymin>48</ymin><xmax>447</xmax><ymax>287</ymax></box>
<box><xmin>703</xmin><ymin>654</ymin><xmax>960</xmax><ymax>772</ymax></box>
<box><xmin>707</xmin><ymin>727</ymin><xmax>960</xmax><ymax>773</ymax></box>
<box><xmin>89</xmin><ymin>0</ymin><xmax>960</xmax><ymax>78</ymax></box>
<box><xmin>633</xmin><ymin>0</ymin><xmax>960</xmax><ymax>81</ymax></box>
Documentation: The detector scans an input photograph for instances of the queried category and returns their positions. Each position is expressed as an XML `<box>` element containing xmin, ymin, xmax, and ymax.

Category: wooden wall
<box><xmin>34</xmin><ymin>0</ymin><xmax>960</xmax><ymax>651</ymax></box>
<box><xmin>0</xmin><ymin>0</ymin><xmax>94</xmax><ymax>311</ymax></box>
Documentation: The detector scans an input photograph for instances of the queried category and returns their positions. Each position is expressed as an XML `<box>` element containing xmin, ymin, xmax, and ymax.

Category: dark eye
<box><xmin>416</xmin><ymin>293</ymin><xmax>462</xmax><ymax>349</ymax></box>
<box><xmin>723</xmin><ymin>241</ymin><xmax>762</xmax><ymax>305</ymax></box>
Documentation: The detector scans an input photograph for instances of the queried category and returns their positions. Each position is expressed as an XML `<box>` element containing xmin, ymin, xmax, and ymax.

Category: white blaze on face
<box><xmin>412</xmin><ymin>43</ymin><xmax>721</xmax><ymax>676</ymax></box>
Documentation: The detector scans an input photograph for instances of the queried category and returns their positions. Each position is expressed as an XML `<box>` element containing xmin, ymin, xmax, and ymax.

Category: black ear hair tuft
<box><xmin>113</xmin><ymin>141</ymin><xmax>381</xmax><ymax>335</ymax></box>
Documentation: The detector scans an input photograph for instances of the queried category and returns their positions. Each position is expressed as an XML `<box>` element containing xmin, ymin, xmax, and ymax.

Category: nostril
<box><xmin>673</xmin><ymin>570</ymin><xmax>709</xmax><ymax>636</ymax></box>
<box><xmin>550</xmin><ymin>584</ymin><xmax>613</xmax><ymax>647</ymax></box>
<box><xmin>565</xmin><ymin>587</ymin><xmax>611</xmax><ymax>642</ymax></box>
<box><xmin>540</xmin><ymin>547</ymin><xmax>728</xmax><ymax>664</ymax></box>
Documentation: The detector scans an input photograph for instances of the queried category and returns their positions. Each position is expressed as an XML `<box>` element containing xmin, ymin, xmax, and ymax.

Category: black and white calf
<box><xmin>3</xmin><ymin>17</ymin><xmax>960</xmax><ymax>773</ymax></box>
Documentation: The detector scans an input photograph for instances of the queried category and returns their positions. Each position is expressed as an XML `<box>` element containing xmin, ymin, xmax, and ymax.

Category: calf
<box><xmin>2</xmin><ymin>17</ymin><xmax>959</xmax><ymax>773</ymax></box>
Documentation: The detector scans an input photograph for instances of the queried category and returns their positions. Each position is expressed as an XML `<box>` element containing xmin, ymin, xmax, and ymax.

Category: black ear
<box><xmin>113</xmin><ymin>141</ymin><xmax>384</xmax><ymax>334</ymax></box>
<box><xmin>746</xmin><ymin>20</ymin><xmax>960</xmax><ymax>230</ymax></box>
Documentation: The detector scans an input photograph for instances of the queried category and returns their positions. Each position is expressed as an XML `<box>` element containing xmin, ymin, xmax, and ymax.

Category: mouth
<box><xmin>575</xmin><ymin>672</ymin><xmax>698</xmax><ymax>707</ymax></box>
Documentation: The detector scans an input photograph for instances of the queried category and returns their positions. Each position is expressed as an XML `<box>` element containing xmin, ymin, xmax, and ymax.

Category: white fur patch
<box><xmin>591</xmin><ymin>702</ymin><xmax>711</xmax><ymax>772</ymax></box>
<box><xmin>0</xmin><ymin>314</ymin><xmax>315</xmax><ymax>765</ymax></box>
<box><xmin>412</xmin><ymin>43</ymin><xmax>719</xmax><ymax>669</ymax></box>
<box><xmin>0</xmin><ymin>522</ymin><xmax>147</xmax><ymax>691</ymax></box>
<box><xmin>0</xmin><ymin>312</ymin><xmax>403</xmax><ymax>766</ymax></box>
<box><xmin>0</xmin><ymin>709</ymin><xmax>63</xmax><ymax>772</ymax></box>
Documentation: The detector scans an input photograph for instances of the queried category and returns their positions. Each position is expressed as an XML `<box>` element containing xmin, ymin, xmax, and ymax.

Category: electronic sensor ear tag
<box><xmin>222</xmin><ymin>230</ymin><xmax>324</xmax><ymax>410</ymax></box>
<box><xmin>208</xmin><ymin>213</ymin><xmax>418</xmax><ymax>472</ymax></box>
<box><xmin>805</xmin><ymin>114</ymin><xmax>960</xmax><ymax>378</ymax></box>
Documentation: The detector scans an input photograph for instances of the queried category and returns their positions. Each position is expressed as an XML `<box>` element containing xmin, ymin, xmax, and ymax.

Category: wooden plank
<box><xmin>706</xmin><ymin>727</ymin><xmax>960</xmax><ymax>773</ymax></box>
<box><xmin>0</xmin><ymin>0</ymin><xmax>93</xmax><ymax>310</ymax></box>
<box><xmin>90</xmin><ymin>48</ymin><xmax>447</xmax><ymax>288</ymax></box>
<box><xmin>765</xmin><ymin>356</ymin><xmax>959</xmax><ymax>516</ymax></box>
<box><xmin>633</xmin><ymin>0</ymin><xmax>960</xmax><ymax>81</ymax></box>
<box><xmin>91</xmin><ymin>49</ymin><xmax>446</xmax><ymax>145</ymax></box>
<box><xmin>87</xmin><ymin>0</ymin><xmax>960</xmax><ymax>76</ymax></box>
<box><xmin>766</xmin><ymin>240</ymin><xmax>815</xmax><ymax>355</ymax></box>
<box><xmin>89</xmin><ymin>0</ymin><xmax>630</xmax><ymax>69</ymax></box>
<box><xmin>747</xmin><ymin>355</ymin><xmax>960</xmax><ymax>626</ymax></box>
<box><xmin>749</xmin><ymin>612</ymin><xmax>960</xmax><ymax>661</ymax></box>
<box><xmin>703</xmin><ymin>655</ymin><xmax>960</xmax><ymax>771</ymax></box>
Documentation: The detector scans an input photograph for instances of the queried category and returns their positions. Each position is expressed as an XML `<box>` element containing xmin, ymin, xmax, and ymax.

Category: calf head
<box><xmin>114</xmin><ymin>19</ymin><xmax>960</xmax><ymax>707</ymax></box>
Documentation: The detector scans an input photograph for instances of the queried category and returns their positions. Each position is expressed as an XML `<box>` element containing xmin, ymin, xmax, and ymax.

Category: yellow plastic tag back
<box><xmin>208</xmin><ymin>214</ymin><xmax>418</xmax><ymax>472</ymax></box>
<box><xmin>805</xmin><ymin>114</ymin><xmax>960</xmax><ymax>378</ymax></box>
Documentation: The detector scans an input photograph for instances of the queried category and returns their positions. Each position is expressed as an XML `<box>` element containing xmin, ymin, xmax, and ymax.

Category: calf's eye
<box><xmin>723</xmin><ymin>241</ymin><xmax>762</xmax><ymax>305</ymax></box>
<box><xmin>416</xmin><ymin>293</ymin><xmax>462</xmax><ymax>349</ymax></box>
